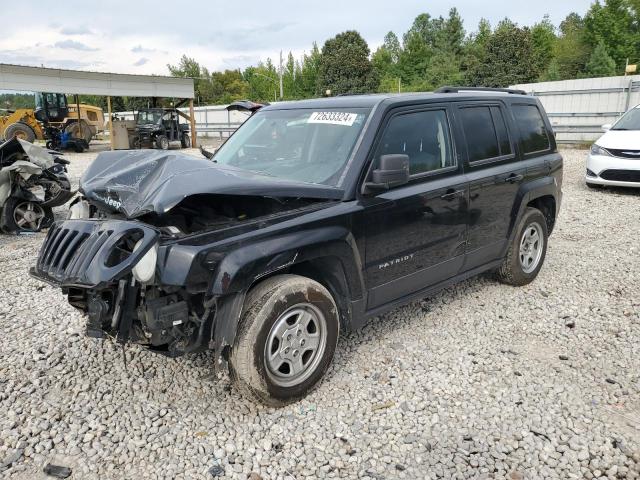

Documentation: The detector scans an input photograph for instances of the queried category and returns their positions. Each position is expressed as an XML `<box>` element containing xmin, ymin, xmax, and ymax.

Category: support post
<box><xmin>189</xmin><ymin>99</ymin><xmax>196</xmax><ymax>147</ymax></box>
<box><xmin>107</xmin><ymin>96</ymin><xmax>114</xmax><ymax>151</ymax></box>
<box><xmin>75</xmin><ymin>94</ymin><xmax>82</xmax><ymax>140</ymax></box>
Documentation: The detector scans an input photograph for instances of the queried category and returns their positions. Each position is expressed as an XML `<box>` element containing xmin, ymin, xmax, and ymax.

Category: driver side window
<box><xmin>374</xmin><ymin>109</ymin><xmax>455</xmax><ymax>176</ymax></box>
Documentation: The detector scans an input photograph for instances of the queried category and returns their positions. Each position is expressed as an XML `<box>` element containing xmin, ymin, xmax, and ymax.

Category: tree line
<box><xmin>167</xmin><ymin>0</ymin><xmax>640</xmax><ymax>104</ymax></box>
<box><xmin>1</xmin><ymin>0</ymin><xmax>637</xmax><ymax>111</ymax></box>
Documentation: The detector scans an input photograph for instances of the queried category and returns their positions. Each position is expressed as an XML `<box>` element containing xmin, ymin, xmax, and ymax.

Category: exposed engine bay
<box><xmin>34</xmin><ymin>149</ymin><xmax>338</xmax><ymax>357</ymax></box>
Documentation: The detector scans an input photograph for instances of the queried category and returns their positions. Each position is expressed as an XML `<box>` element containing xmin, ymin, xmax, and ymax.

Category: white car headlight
<box><xmin>68</xmin><ymin>200</ymin><xmax>91</xmax><ymax>219</ymax></box>
<box><xmin>590</xmin><ymin>144</ymin><xmax>611</xmax><ymax>156</ymax></box>
<box><xmin>132</xmin><ymin>240</ymin><xmax>158</xmax><ymax>283</ymax></box>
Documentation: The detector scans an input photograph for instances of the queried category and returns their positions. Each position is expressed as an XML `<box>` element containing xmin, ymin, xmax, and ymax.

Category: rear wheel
<box><xmin>229</xmin><ymin>274</ymin><xmax>339</xmax><ymax>407</ymax></box>
<box><xmin>4</xmin><ymin>123</ymin><xmax>36</xmax><ymax>143</ymax></box>
<box><xmin>181</xmin><ymin>134</ymin><xmax>190</xmax><ymax>148</ymax></box>
<box><xmin>156</xmin><ymin>135</ymin><xmax>169</xmax><ymax>150</ymax></box>
<box><xmin>496</xmin><ymin>207</ymin><xmax>548</xmax><ymax>286</ymax></box>
<box><xmin>0</xmin><ymin>198</ymin><xmax>53</xmax><ymax>233</ymax></box>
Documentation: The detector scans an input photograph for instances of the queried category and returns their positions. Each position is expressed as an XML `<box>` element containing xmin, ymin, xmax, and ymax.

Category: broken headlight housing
<box><xmin>132</xmin><ymin>240</ymin><xmax>158</xmax><ymax>283</ymax></box>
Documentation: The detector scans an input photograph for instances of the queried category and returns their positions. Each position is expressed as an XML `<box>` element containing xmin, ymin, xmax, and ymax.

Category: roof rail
<box><xmin>435</xmin><ymin>86</ymin><xmax>527</xmax><ymax>95</ymax></box>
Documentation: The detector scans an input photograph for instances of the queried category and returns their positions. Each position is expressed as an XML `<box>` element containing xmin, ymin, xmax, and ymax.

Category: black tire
<box><xmin>45</xmin><ymin>140</ymin><xmax>56</xmax><ymax>150</ymax></box>
<box><xmin>496</xmin><ymin>207</ymin><xmax>548</xmax><ymax>286</ymax></box>
<box><xmin>65</xmin><ymin>121</ymin><xmax>93</xmax><ymax>143</ymax></box>
<box><xmin>73</xmin><ymin>142</ymin><xmax>84</xmax><ymax>153</ymax></box>
<box><xmin>0</xmin><ymin>198</ymin><xmax>53</xmax><ymax>233</ymax></box>
<box><xmin>229</xmin><ymin>274</ymin><xmax>339</xmax><ymax>407</ymax></box>
<box><xmin>181</xmin><ymin>134</ymin><xmax>190</xmax><ymax>148</ymax></box>
<box><xmin>4</xmin><ymin>123</ymin><xmax>36</xmax><ymax>143</ymax></box>
<box><xmin>156</xmin><ymin>135</ymin><xmax>169</xmax><ymax>150</ymax></box>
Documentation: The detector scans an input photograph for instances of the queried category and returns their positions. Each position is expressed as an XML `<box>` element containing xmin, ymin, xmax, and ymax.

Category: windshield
<box><xmin>612</xmin><ymin>107</ymin><xmax>640</xmax><ymax>130</ymax></box>
<box><xmin>213</xmin><ymin>108</ymin><xmax>370</xmax><ymax>186</ymax></box>
<box><xmin>137</xmin><ymin>110</ymin><xmax>163</xmax><ymax>125</ymax></box>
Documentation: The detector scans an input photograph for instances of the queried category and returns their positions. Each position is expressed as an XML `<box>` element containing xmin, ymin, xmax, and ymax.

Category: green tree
<box><xmin>439</xmin><ymin>8</ymin><xmax>465</xmax><ymax>55</ymax></box>
<box><xmin>531</xmin><ymin>15</ymin><xmax>557</xmax><ymax>79</ymax></box>
<box><xmin>584</xmin><ymin>40</ymin><xmax>618</xmax><ymax>76</ymax></box>
<box><xmin>383</xmin><ymin>32</ymin><xmax>402</xmax><ymax>63</ymax></box>
<box><xmin>244</xmin><ymin>60</ymin><xmax>279</xmax><ymax>102</ymax></box>
<box><xmin>468</xmin><ymin>19</ymin><xmax>538</xmax><ymax>87</ymax></box>
<box><xmin>540</xmin><ymin>59</ymin><xmax>562</xmax><ymax>81</ymax></box>
<box><xmin>317</xmin><ymin>31</ymin><xmax>378</xmax><ymax>95</ymax></box>
<box><xmin>553</xmin><ymin>13</ymin><xmax>590</xmax><ymax>79</ymax></box>
<box><xmin>462</xmin><ymin>19</ymin><xmax>491</xmax><ymax>84</ymax></box>
<box><xmin>300</xmin><ymin>43</ymin><xmax>322</xmax><ymax>97</ymax></box>
<box><xmin>584</xmin><ymin>0</ymin><xmax>638</xmax><ymax>73</ymax></box>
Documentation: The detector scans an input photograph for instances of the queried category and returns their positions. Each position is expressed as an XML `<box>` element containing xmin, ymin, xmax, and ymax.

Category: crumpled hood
<box><xmin>80</xmin><ymin>150</ymin><xmax>344</xmax><ymax>218</ymax></box>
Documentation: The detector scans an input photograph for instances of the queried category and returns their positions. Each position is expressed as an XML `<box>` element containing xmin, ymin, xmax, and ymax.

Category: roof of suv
<box><xmin>262</xmin><ymin>90</ymin><xmax>534</xmax><ymax>110</ymax></box>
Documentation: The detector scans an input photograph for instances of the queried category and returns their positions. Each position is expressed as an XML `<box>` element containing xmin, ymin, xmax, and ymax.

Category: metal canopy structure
<box><xmin>0</xmin><ymin>63</ymin><xmax>194</xmax><ymax>98</ymax></box>
<box><xmin>0</xmin><ymin>63</ymin><xmax>196</xmax><ymax>148</ymax></box>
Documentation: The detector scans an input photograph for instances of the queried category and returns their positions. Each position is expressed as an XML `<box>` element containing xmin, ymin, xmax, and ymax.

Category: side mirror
<box><xmin>601</xmin><ymin>123</ymin><xmax>612</xmax><ymax>132</ymax></box>
<box><xmin>365</xmin><ymin>154</ymin><xmax>410</xmax><ymax>192</ymax></box>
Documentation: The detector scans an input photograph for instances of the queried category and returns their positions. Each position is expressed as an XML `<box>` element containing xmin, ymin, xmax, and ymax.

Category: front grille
<box><xmin>599</xmin><ymin>169</ymin><xmax>640</xmax><ymax>182</ymax></box>
<box><xmin>37</xmin><ymin>222</ymin><xmax>113</xmax><ymax>283</ymax></box>
<box><xmin>31</xmin><ymin>219</ymin><xmax>159</xmax><ymax>288</ymax></box>
<box><xmin>608</xmin><ymin>149</ymin><xmax>640</xmax><ymax>159</ymax></box>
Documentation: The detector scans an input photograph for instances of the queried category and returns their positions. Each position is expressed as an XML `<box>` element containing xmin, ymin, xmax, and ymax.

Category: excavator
<box><xmin>0</xmin><ymin>92</ymin><xmax>104</xmax><ymax>145</ymax></box>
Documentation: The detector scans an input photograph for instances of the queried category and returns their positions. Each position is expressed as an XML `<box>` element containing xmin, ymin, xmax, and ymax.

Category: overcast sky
<box><xmin>0</xmin><ymin>0</ymin><xmax>592</xmax><ymax>76</ymax></box>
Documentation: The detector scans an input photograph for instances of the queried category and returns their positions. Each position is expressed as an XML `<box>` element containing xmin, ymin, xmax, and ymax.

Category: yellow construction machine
<box><xmin>0</xmin><ymin>93</ymin><xmax>104</xmax><ymax>143</ymax></box>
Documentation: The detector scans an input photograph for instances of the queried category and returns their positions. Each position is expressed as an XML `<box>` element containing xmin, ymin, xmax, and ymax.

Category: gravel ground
<box><xmin>0</xmin><ymin>147</ymin><xmax>638</xmax><ymax>480</ymax></box>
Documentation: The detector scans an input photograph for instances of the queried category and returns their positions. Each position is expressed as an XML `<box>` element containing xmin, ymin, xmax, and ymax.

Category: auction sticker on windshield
<box><xmin>308</xmin><ymin>111</ymin><xmax>358</xmax><ymax>126</ymax></box>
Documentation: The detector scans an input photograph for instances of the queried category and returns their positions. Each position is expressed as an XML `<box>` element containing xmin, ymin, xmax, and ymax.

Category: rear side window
<box><xmin>459</xmin><ymin>106</ymin><xmax>512</xmax><ymax>163</ymax></box>
<box><xmin>374</xmin><ymin>109</ymin><xmax>455</xmax><ymax>176</ymax></box>
<box><xmin>513</xmin><ymin>104</ymin><xmax>550</xmax><ymax>154</ymax></box>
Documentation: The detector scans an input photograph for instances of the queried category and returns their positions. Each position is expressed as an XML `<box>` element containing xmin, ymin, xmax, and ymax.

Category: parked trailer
<box><xmin>512</xmin><ymin>75</ymin><xmax>640</xmax><ymax>144</ymax></box>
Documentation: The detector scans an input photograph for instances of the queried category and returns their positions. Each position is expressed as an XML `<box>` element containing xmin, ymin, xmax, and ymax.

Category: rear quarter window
<box><xmin>513</xmin><ymin>104</ymin><xmax>550</xmax><ymax>154</ymax></box>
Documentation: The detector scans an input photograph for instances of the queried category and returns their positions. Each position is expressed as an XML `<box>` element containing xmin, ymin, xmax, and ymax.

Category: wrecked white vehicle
<box><xmin>0</xmin><ymin>138</ymin><xmax>73</xmax><ymax>233</ymax></box>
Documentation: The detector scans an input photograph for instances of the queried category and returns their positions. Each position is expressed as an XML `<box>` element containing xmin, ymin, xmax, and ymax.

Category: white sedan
<box><xmin>586</xmin><ymin>105</ymin><xmax>640</xmax><ymax>188</ymax></box>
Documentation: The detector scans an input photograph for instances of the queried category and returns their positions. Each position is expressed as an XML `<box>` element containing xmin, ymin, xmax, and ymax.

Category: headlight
<box><xmin>132</xmin><ymin>240</ymin><xmax>158</xmax><ymax>283</ymax></box>
<box><xmin>68</xmin><ymin>200</ymin><xmax>91</xmax><ymax>219</ymax></box>
<box><xmin>590</xmin><ymin>144</ymin><xmax>611</xmax><ymax>156</ymax></box>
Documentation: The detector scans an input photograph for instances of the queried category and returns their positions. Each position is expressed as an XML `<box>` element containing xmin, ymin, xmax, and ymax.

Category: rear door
<box><xmin>454</xmin><ymin>101</ymin><xmax>525</xmax><ymax>270</ymax></box>
<box><xmin>361</xmin><ymin>105</ymin><xmax>469</xmax><ymax>309</ymax></box>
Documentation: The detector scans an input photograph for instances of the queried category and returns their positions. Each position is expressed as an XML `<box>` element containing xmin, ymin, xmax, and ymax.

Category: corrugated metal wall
<box><xmin>511</xmin><ymin>75</ymin><xmax>640</xmax><ymax>144</ymax></box>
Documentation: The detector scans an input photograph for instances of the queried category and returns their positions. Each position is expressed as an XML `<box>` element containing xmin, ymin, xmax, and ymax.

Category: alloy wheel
<box><xmin>264</xmin><ymin>303</ymin><xmax>327</xmax><ymax>388</ymax></box>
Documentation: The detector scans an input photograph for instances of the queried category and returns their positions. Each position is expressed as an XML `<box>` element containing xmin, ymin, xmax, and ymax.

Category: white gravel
<box><xmin>0</xmin><ymin>147</ymin><xmax>638</xmax><ymax>479</ymax></box>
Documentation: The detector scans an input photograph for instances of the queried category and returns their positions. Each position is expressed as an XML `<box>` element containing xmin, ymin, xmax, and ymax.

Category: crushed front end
<box><xmin>29</xmin><ymin>218</ymin><xmax>215</xmax><ymax>357</ymax></box>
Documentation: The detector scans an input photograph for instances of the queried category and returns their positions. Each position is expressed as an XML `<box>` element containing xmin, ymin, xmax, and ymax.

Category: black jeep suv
<box><xmin>31</xmin><ymin>87</ymin><xmax>562</xmax><ymax>406</ymax></box>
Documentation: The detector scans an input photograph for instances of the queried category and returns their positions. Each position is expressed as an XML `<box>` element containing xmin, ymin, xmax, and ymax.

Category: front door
<box><xmin>362</xmin><ymin>107</ymin><xmax>469</xmax><ymax>310</ymax></box>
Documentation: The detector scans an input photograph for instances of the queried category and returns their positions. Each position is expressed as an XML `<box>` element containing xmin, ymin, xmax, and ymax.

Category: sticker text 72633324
<box><xmin>308</xmin><ymin>111</ymin><xmax>358</xmax><ymax>126</ymax></box>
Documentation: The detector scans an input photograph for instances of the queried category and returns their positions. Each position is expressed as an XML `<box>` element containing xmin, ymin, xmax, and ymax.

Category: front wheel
<box><xmin>156</xmin><ymin>135</ymin><xmax>169</xmax><ymax>150</ymax></box>
<box><xmin>229</xmin><ymin>274</ymin><xmax>339</xmax><ymax>407</ymax></box>
<box><xmin>180</xmin><ymin>134</ymin><xmax>190</xmax><ymax>148</ymax></box>
<box><xmin>496</xmin><ymin>207</ymin><xmax>548</xmax><ymax>286</ymax></box>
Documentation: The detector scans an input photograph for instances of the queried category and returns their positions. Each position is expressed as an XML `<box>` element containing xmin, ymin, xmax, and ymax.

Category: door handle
<box><xmin>503</xmin><ymin>173</ymin><xmax>524</xmax><ymax>183</ymax></box>
<box><xmin>440</xmin><ymin>189</ymin><xmax>465</xmax><ymax>201</ymax></box>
